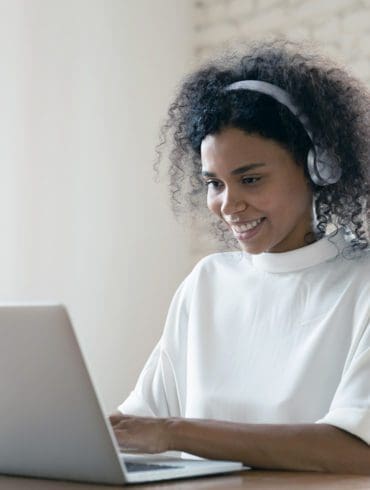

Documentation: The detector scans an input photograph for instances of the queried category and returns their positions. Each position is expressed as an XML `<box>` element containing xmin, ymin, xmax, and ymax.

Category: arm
<box><xmin>169</xmin><ymin>418</ymin><xmax>370</xmax><ymax>474</ymax></box>
<box><xmin>110</xmin><ymin>415</ymin><xmax>370</xmax><ymax>474</ymax></box>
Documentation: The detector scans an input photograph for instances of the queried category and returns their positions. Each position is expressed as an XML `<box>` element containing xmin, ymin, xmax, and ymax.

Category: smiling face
<box><xmin>200</xmin><ymin>127</ymin><xmax>314</xmax><ymax>254</ymax></box>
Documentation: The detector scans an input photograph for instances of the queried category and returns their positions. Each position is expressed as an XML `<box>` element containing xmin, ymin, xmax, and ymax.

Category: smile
<box><xmin>230</xmin><ymin>217</ymin><xmax>265</xmax><ymax>233</ymax></box>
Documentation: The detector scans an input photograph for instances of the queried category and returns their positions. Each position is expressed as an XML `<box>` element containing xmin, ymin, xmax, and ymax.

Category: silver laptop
<box><xmin>0</xmin><ymin>304</ymin><xmax>246</xmax><ymax>484</ymax></box>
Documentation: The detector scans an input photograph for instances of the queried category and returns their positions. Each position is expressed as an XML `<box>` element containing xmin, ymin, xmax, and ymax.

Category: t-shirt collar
<box><xmin>249</xmin><ymin>230</ymin><xmax>344</xmax><ymax>273</ymax></box>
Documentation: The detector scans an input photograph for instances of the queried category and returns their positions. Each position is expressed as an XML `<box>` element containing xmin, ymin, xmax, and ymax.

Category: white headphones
<box><xmin>225</xmin><ymin>80</ymin><xmax>342</xmax><ymax>186</ymax></box>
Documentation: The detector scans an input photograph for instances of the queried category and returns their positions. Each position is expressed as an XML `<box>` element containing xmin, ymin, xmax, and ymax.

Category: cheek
<box><xmin>266</xmin><ymin>183</ymin><xmax>312</xmax><ymax>220</ymax></box>
<box><xmin>207</xmin><ymin>193</ymin><xmax>221</xmax><ymax>216</ymax></box>
<box><xmin>252</xmin><ymin>195</ymin><xmax>274</xmax><ymax>215</ymax></box>
<box><xmin>286</xmin><ymin>181</ymin><xmax>312</xmax><ymax>212</ymax></box>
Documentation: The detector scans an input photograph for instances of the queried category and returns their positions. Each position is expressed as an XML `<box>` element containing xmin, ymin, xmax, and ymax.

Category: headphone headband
<box><xmin>224</xmin><ymin>80</ymin><xmax>341</xmax><ymax>186</ymax></box>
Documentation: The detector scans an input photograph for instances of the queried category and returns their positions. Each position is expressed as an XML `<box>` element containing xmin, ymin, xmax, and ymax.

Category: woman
<box><xmin>110</xmin><ymin>40</ymin><xmax>370</xmax><ymax>474</ymax></box>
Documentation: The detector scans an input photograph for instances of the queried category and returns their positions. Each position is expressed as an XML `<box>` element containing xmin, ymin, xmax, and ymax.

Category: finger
<box><xmin>109</xmin><ymin>413</ymin><xmax>132</xmax><ymax>426</ymax></box>
<box><xmin>119</xmin><ymin>448</ymin><xmax>143</xmax><ymax>454</ymax></box>
<box><xmin>109</xmin><ymin>416</ymin><xmax>123</xmax><ymax>426</ymax></box>
<box><xmin>114</xmin><ymin>429</ymin><xmax>139</xmax><ymax>451</ymax></box>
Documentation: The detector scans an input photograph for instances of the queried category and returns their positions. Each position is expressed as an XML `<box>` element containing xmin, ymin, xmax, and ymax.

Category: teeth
<box><xmin>231</xmin><ymin>218</ymin><xmax>264</xmax><ymax>233</ymax></box>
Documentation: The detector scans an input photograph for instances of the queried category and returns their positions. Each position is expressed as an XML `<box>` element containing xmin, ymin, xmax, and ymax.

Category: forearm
<box><xmin>167</xmin><ymin>419</ymin><xmax>370</xmax><ymax>474</ymax></box>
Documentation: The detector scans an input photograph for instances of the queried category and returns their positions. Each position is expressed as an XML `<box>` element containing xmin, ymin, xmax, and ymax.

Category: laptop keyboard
<box><xmin>125</xmin><ymin>462</ymin><xmax>182</xmax><ymax>473</ymax></box>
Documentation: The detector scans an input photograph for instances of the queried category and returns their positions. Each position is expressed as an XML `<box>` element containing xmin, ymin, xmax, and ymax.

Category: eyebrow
<box><xmin>201</xmin><ymin>162</ymin><xmax>266</xmax><ymax>178</ymax></box>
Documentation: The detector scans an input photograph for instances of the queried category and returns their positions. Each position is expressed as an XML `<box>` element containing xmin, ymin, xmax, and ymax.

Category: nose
<box><xmin>221</xmin><ymin>187</ymin><xmax>247</xmax><ymax>217</ymax></box>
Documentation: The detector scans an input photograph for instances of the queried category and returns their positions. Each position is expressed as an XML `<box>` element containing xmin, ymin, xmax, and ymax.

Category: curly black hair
<box><xmin>155</xmin><ymin>39</ymin><xmax>370</xmax><ymax>252</ymax></box>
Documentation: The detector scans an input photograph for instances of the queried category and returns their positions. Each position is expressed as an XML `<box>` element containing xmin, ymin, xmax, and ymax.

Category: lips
<box><xmin>228</xmin><ymin>217</ymin><xmax>265</xmax><ymax>232</ymax></box>
<box><xmin>229</xmin><ymin>217</ymin><xmax>266</xmax><ymax>240</ymax></box>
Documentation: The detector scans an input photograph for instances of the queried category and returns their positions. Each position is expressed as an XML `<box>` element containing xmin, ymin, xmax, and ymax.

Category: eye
<box><xmin>242</xmin><ymin>176</ymin><xmax>261</xmax><ymax>185</ymax></box>
<box><xmin>204</xmin><ymin>179</ymin><xmax>223</xmax><ymax>189</ymax></box>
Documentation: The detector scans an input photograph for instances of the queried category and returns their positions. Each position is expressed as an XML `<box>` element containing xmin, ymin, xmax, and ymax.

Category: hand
<box><xmin>109</xmin><ymin>413</ymin><xmax>173</xmax><ymax>454</ymax></box>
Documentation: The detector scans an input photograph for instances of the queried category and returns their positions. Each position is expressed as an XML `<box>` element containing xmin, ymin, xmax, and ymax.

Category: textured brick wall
<box><xmin>188</xmin><ymin>0</ymin><xmax>370</xmax><ymax>259</ymax></box>
<box><xmin>192</xmin><ymin>0</ymin><xmax>370</xmax><ymax>83</ymax></box>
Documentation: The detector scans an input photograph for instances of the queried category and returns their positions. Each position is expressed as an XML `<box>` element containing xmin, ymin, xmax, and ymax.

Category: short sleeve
<box><xmin>118</xmin><ymin>342</ymin><xmax>179</xmax><ymax>417</ymax></box>
<box><xmin>316</xmin><ymin>316</ymin><xmax>370</xmax><ymax>444</ymax></box>
<box><xmin>117</xmin><ymin>275</ymin><xmax>192</xmax><ymax>418</ymax></box>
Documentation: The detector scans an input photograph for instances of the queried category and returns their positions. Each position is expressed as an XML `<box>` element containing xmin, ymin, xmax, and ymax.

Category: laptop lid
<box><xmin>0</xmin><ymin>304</ymin><xmax>126</xmax><ymax>485</ymax></box>
<box><xmin>0</xmin><ymin>304</ymin><xmax>245</xmax><ymax>484</ymax></box>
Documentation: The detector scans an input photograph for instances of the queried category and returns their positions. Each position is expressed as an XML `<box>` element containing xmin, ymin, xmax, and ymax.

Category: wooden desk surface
<box><xmin>1</xmin><ymin>471</ymin><xmax>370</xmax><ymax>489</ymax></box>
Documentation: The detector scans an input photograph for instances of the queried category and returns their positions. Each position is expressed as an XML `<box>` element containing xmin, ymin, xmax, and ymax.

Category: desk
<box><xmin>1</xmin><ymin>471</ymin><xmax>370</xmax><ymax>489</ymax></box>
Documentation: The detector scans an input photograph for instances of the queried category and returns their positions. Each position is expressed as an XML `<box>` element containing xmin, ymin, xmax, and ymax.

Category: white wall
<box><xmin>0</xmin><ymin>0</ymin><xmax>194</xmax><ymax>412</ymax></box>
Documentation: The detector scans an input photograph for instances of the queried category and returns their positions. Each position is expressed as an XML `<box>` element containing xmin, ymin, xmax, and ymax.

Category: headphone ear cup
<box><xmin>307</xmin><ymin>147</ymin><xmax>342</xmax><ymax>186</ymax></box>
<box><xmin>307</xmin><ymin>148</ymin><xmax>324</xmax><ymax>186</ymax></box>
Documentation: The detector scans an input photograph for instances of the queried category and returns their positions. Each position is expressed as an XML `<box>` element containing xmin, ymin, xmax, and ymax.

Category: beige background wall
<box><xmin>193</xmin><ymin>0</ymin><xmax>370</xmax><ymax>80</ymax></box>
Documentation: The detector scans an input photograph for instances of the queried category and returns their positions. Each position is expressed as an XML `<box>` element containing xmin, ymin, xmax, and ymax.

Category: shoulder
<box><xmin>176</xmin><ymin>251</ymin><xmax>255</xmax><ymax>299</ymax></box>
<box><xmin>325</xmin><ymin>230</ymin><xmax>370</xmax><ymax>279</ymax></box>
<box><xmin>332</xmin><ymin>246</ymin><xmax>370</xmax><ymax>318</ymax></box>
<box><xmin>340</xmin><ymin>246</ymin><xmax>370</xmax><ymax>280</ymax></box>
<box><xmin>190</xmin><ymin>251</ymin><xmax>247</xmax><ymax>278</ymax></box>
<box><xmin>351</xmin><ymin>248</ymin><xmax>370</xmax><ymax>294</ymax></box>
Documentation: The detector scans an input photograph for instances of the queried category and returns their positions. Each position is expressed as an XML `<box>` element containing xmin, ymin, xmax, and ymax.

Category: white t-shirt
<box><xmin>119</xmin><ymin>229</ymin><xmax>370</xmax><ymax>444</ymax></box>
